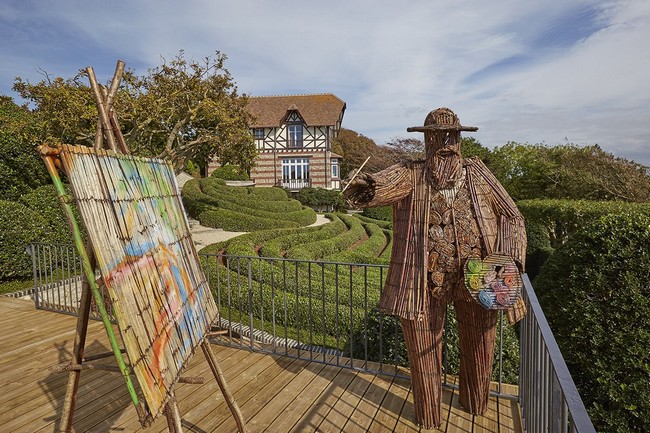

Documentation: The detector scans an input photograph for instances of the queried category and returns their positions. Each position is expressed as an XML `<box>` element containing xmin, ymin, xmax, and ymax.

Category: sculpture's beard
<box><xmin>426</xmin><ymin>147</ymin><xmax>462</xmax><ymax>190</ymax></box>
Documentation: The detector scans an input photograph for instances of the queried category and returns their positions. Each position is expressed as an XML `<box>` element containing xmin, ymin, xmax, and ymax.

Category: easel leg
<box><xmin>164</xmin><ymin>391</ymin><xmax>184</xmax><ymax>433</ymax></box>
<box><xmin>201</xmin><ymin>341</ymin><xmax>248</xmax><ymax>433</ymax></box>
<box><xmin>59</xmin><ymin>247</ymin><xmax>95</xmax><ymax>433</ymax></box>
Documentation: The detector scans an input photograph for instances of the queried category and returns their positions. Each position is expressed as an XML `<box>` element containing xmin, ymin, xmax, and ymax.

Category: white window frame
<box><xmin>288</xmin><ymin>124</ymin><xmax>303</xmax><ymax>148</ymax></box>
<box><xmin>331</xmin><ymin>159</ymin><xmax>339</xmax><ymax>179</ymax></box>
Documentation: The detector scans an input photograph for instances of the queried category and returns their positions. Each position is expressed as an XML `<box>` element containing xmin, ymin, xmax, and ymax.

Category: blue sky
<box><xmin>2</xmin><ymin>0</ymin><xmax>649</xmax><ymax>165</ymax></box>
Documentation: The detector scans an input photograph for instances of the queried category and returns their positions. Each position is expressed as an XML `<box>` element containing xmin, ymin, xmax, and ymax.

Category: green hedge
<box><xmin>326</xmin><ymin>220</ymin><xmax>390</xmax><ymax>264</ymax></box>
<box><xmin>294</xmin><ymin>187</ymin><xmax>348</xmax><ymax>212</ymax></box>
<box><xmin>353</xmin><ymin>213</ymin><xmax>392</xmax><ymax>230</ymax></box>
<box><xmin>286</xmin><ymin>214</ymin><xmax>365</xmax><ymax>260</ymax></box>
<box><xmin>518</xmin><ymin>199</ymin><xmax>650</xmax><ymax>279</ymax></box>
<box><xmin>259</xmin><ymin>215</ymin><xmax>344</xmax><ymax>258</ymax></box>
<box><xmin>535</xmin><ymin>212</ymin><xmax>650</xmax><ymax>433</ymax></box>
<box><xmin>210</xmin><ymin>164</ymin><xmax>249</xmax><ymax>181</ymax></box>
<box><xmin>0</xmin><ymin>200</ymin><xmax>49</xmax><ymax>280</ymax></box>
<box><xmin>198</xmin><ymin>208</ymin><xmax>304</xmax><ymax>232</ymax></box>
<box><xmin>361</xmin><ymin>206</ymin><xmax>392</xmax><ymax>222</ymax></box>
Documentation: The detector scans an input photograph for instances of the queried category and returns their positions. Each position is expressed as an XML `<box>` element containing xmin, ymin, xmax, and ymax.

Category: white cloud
<box><xmin>1</xmin><ymin>0</ymin><xmax>648</xmax><ymax>164</ymax></box>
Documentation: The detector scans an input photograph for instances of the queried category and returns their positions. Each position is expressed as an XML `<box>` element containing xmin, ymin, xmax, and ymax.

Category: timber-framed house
<box><xmin>235</xmin><ymin>94</ymin><xmax>346</xmax><ymax>190</ymax></box>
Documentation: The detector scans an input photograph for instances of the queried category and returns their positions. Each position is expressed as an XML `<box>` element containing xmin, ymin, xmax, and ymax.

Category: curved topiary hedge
<box><xmin>198</xmin><ymin>208</ymin><xmax>303</xmax><ymax>232</ymax></box>
<box><xmin>286</xmin><ymin>214</ymin><xmax>365</xmax><ymax>260</ymax></box>
<box><xmin>326</xmin><ymin>220</ymin><xmax>390</xmax><ymax>264</ymax></box>
<box><xmin>535</xmin><ymin>212</ymin><xmax>650</xmax><ymax>433</ymax></box>
<box><xmin>183</xmin><ymin>178</ymin><xmax>316</xmax><ymax>231</ymax></box>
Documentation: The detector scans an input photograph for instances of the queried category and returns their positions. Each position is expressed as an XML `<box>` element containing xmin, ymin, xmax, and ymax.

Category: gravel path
<box><xmin>188</xmin><ymin>213</ymin><xmax>331</xmax><ymax>250</ymax></box>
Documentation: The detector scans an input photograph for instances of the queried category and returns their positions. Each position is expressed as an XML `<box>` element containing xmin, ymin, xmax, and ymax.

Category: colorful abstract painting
<box><xmin>59</xmin><ymin>145</ymin><xmax>218</xmax><ymax>418</ymax></box>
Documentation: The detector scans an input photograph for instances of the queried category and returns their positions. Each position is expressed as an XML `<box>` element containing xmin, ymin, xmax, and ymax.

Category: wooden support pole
<box><xmin>201</xmin><ymin>340</ymin><xmax>248</xmax><ymax>433</ymax></box>
<box><xmin>86</xmin><ymin>67</ymin><xmax>117</xmax><ymax>151</ymax></box>
<box><xmin>58</xmin><ymin>245</ymin><xmax>95</xmax><ymax>433</ymax></box>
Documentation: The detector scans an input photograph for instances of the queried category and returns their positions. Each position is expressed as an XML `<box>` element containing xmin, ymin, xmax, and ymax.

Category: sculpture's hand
<box><xmin>342</xmin><ymin>170</ymin><xmax>375</xmax><ymax>207</ymax></box>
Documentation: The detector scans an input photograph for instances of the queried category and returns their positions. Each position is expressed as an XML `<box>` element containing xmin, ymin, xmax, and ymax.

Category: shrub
<box><xmin>518</xmin><ymin>199</ymin><xmax>650</xmax><ymax>279</ymax></box>
<box><xmin>294</xmin><ymin>187</ymin><xmax>348</xmax><ymax>212</ymax></box>
<box><xmin>345</xmin><ymin>305</ymin><xmax>520</xmax><ymax>383</ymax></box>
<box><xmin>0</xmin><ymin>200</ymin><xmax>49</xmax><ymax>280</ymax></box>
<box><xmin>210</xmin><ymin>164</ymin><xmax>249</xmax><ymax>181</ymax></box>
<box><xmin>535</xmin><ymin>212</ymin><xmax>650</xmax><ymax>433</ymax></box>
<box><xmin>19</xmin><ymin>184</ymin><xmax>80</xmax><ymax>244</ymax></box>
<box><xmin>361</xmin><ymin>206</ymin><xmax>392</xmax><ymax>222</ymax></box>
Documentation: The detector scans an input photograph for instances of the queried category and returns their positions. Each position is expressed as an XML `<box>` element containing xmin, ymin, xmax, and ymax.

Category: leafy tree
<box><xmin>384</xmin><ymin>137</ymin><xmax>425</xmax><ymax>162</ymax></box>
<box><xmin>460</xmin><ymin>137</ymin><xmax>492</xmax><ymax>163</ymax></box>
<box><xmin>0</xmin><ymin>97</ymin><xmax>50</xmax><ymax>201</ymax></box>
<box><xmin>13</xmin><ymin>50</ymin><xmax>256</xmax><ymax>172</ymax></box>
<box><xmin>333</xmin><ymin>128</ymin><xmax>391</xmax><ymax>178</ymax></box>
<box><xmin>490</xmin><ymin>142</ymin><xmax>650</xmax><ymax>202</ymax></box>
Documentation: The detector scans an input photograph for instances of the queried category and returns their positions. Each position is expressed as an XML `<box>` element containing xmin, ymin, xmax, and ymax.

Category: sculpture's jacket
<box><xmin>352</xmin><ymin>157</ymin><xmax>527</xmax><ymax>324</ymax></box>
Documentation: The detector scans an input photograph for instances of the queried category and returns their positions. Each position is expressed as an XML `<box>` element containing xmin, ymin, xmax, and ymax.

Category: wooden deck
<box><xmin>0</xmin><ymin>297</ymin><xmax>523</xmax><ymax>432</ymax></box>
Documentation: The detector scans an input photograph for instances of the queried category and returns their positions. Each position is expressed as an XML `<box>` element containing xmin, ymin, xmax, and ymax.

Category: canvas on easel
<box><xmin>39</xmin><ymin>61</ymin><xmax>246</xmax><ymax>433</ymax></box>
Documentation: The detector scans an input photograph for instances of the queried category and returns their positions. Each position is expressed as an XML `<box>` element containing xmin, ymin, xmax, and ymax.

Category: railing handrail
<box><xmin>30</xmin><ymin>242</ymin><xmax>597</xmax><ymax>430</ymax></box>
<box><xmin>521</xmin><ymin>274</ymin><xmax>596</xmax><ymax>433</ymax></box>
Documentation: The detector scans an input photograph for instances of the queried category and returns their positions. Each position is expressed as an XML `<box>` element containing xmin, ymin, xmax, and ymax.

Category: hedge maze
<box><xmin>182</xmin><ymin>178</ymin><xmax>317</xmax><ymax>231</ymax></box>
<box><xmin>182</xmin><ymin>180</ymin><xmax>517</xmax><ymax>378</ymax></box>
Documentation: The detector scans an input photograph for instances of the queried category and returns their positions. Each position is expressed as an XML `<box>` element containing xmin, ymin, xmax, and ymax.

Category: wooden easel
<box><xmin>41</xmin><ymin>61</ymin><xmax>247</xmax><ymax>433</ymax></box>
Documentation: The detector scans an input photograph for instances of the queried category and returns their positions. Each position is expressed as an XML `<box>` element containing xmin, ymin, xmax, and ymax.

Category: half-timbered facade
<box><xmin>210</xmin><ymin>94</ymin><xmax>346</xmax><ymax>190</ymax></box>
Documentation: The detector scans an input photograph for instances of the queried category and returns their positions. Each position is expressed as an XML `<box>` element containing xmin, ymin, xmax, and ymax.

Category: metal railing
<box><xmin>520</xmin><ymin>274</ymin><xmax>596</xmax><ymax>433</ymax></box>
<box><xmin>29</xmin><ymin>243</ymin><xmax>596</xmax><ymax>431</ymax></box>
<box><xmin>278</xmin><ymin>178</ymin><xmax>311</xmax><ymax>190</ymax></box>
<box><xmin>28</xmin><ymin>243</ymin><xmax>115</xmax><ymax>321</ymax></box>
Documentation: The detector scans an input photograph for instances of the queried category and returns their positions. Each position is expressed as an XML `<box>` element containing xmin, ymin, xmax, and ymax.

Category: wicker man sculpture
<box><xmin>343</xmin><ymin>107</ymin><xmax>527</xmax><ymax>428</ymax></box>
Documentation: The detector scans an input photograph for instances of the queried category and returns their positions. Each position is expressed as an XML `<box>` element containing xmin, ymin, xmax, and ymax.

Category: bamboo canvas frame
<box><xmin>61</xmin><ymin>145</ymin><xmax>218</xmax><ymax>417</ymax></box>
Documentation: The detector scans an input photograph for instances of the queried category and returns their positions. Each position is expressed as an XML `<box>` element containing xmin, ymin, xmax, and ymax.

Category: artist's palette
<box><xmin>464</xmin><ymin>253</ymin><xmax>522</xmax><ymax>310</ymax></box>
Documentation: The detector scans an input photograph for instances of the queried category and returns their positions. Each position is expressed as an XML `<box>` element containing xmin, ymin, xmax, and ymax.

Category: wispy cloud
<box><xmin>1</xmin><ymin>0</ymin><xmax>648</xmax><ymax>164</ymax></box>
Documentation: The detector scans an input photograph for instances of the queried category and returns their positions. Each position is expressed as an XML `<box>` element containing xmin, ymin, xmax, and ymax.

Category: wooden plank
<box><xmin>261</xmin><ymin>360</ymin><xmax>342</xmax><ymax>432</ymax></box>
<box><xmin>316</xmin><ymin>370</ymin><xmax>374</xmax><ymax>432</ymax></box>
<box><xmin>367</xmin><ymin>376</ymin><xmax>410</xmax><ymax>432</ymax></box>
<box><xmin>0</xmin><ymin>299</ymin><xmax>522</xmax><ymax>433</ymax></box>
<box><xmin>98</xmin><ymin>345</ymin><xmax>250</xmax><ymax>433</ymax></box>
<box><xmin>473</xmin><ymin>383</ymin><xmax>500</xmax><ymax>432</ymax></box>
<box><xmin>340</xmin><ymin>372</ymin><xmax>392</xmax><ymax>433</ymax></box>
<box><xmin>286</xmin><ymin>359</ymin><xmax>357</xmax><ymax>430</ymax></box>
<box><xmin>180</xmin><ymin>353</ymin><xmax>299</xmax><ymax>432</ymax></box>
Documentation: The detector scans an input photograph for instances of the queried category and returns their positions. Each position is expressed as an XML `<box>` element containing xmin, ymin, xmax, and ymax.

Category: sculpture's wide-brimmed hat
<box><xmin>407</xmin><ymin>107</ymin><xmax>478</xmax><ymax>133</ymax></box>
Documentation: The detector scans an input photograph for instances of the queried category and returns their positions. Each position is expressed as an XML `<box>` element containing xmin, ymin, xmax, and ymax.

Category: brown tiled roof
<box><xmin>247</xmin><ymin>94</ymin><xmax>346</xmax><ymax>127</ymax></box>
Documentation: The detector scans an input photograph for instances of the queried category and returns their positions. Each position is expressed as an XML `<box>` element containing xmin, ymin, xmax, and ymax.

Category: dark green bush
<box><xmin>518</xmin><ymin>199</ymin><xmax>650</xmax><ymax>279</ymax></box>
<box><xmin>345</xmin><ymin>305</ymin><xmax>520</xmax><ymax>383</ymax></box>
<box><xmin>0</xmin><ymin>200</ymin><xmax>49</xmax><ymax>280</ymax></box>
<box><xmin>19</xmin><ymin>184</ymin><xmax>80</xmax><ymax>244</ymax></box>
<box><xmin>361</xmin><ymin>206</ymin><xmax>392</xmax><ymax>222</ymax></box>
<box><xmin>210</xmin><ymin>164</ymin><xmax>249</xmax><ymax>181</ymax></box>
<box><xmin>535</xmin><ymin>212</ymin><xmax>650</xmax><ymax>433</ymax></box>
<box><xmin>294</xmin><ymin>187</ymin><xmax>348</xmax><ymax>212</ymax></box>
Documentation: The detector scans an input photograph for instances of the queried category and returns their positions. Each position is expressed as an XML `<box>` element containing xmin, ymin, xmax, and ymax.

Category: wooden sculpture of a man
<box><xmin>343</xmin><ymin>107</ymin><xmax>527</xmax><ymax>428</ymax></box>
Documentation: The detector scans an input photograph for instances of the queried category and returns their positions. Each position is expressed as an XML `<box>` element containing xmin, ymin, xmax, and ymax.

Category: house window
<box><xmin>253</xmin><ymin>128</ymin><xmax>265</xmax><ymax>139</ymax></box>
<box><xmin>282</xmin><ymin>158</ymin><xmax>310</xmax><ymax>189</ymax></box>
<box><xmin>331</xmin><ymin>159</ymin><xmax>339</xmax><ymax>179</ymax></box>
<box><xmin>288</xmin><ymin>124</ymin><xmax>303</xmax><ymax>148</ymax></box>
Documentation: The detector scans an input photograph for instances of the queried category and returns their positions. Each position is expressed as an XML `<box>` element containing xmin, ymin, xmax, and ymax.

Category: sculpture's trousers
<box><xmin>400</xmin><ymin>296</ymin><xmax>498</xmax><ymax>428</ymax></box>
